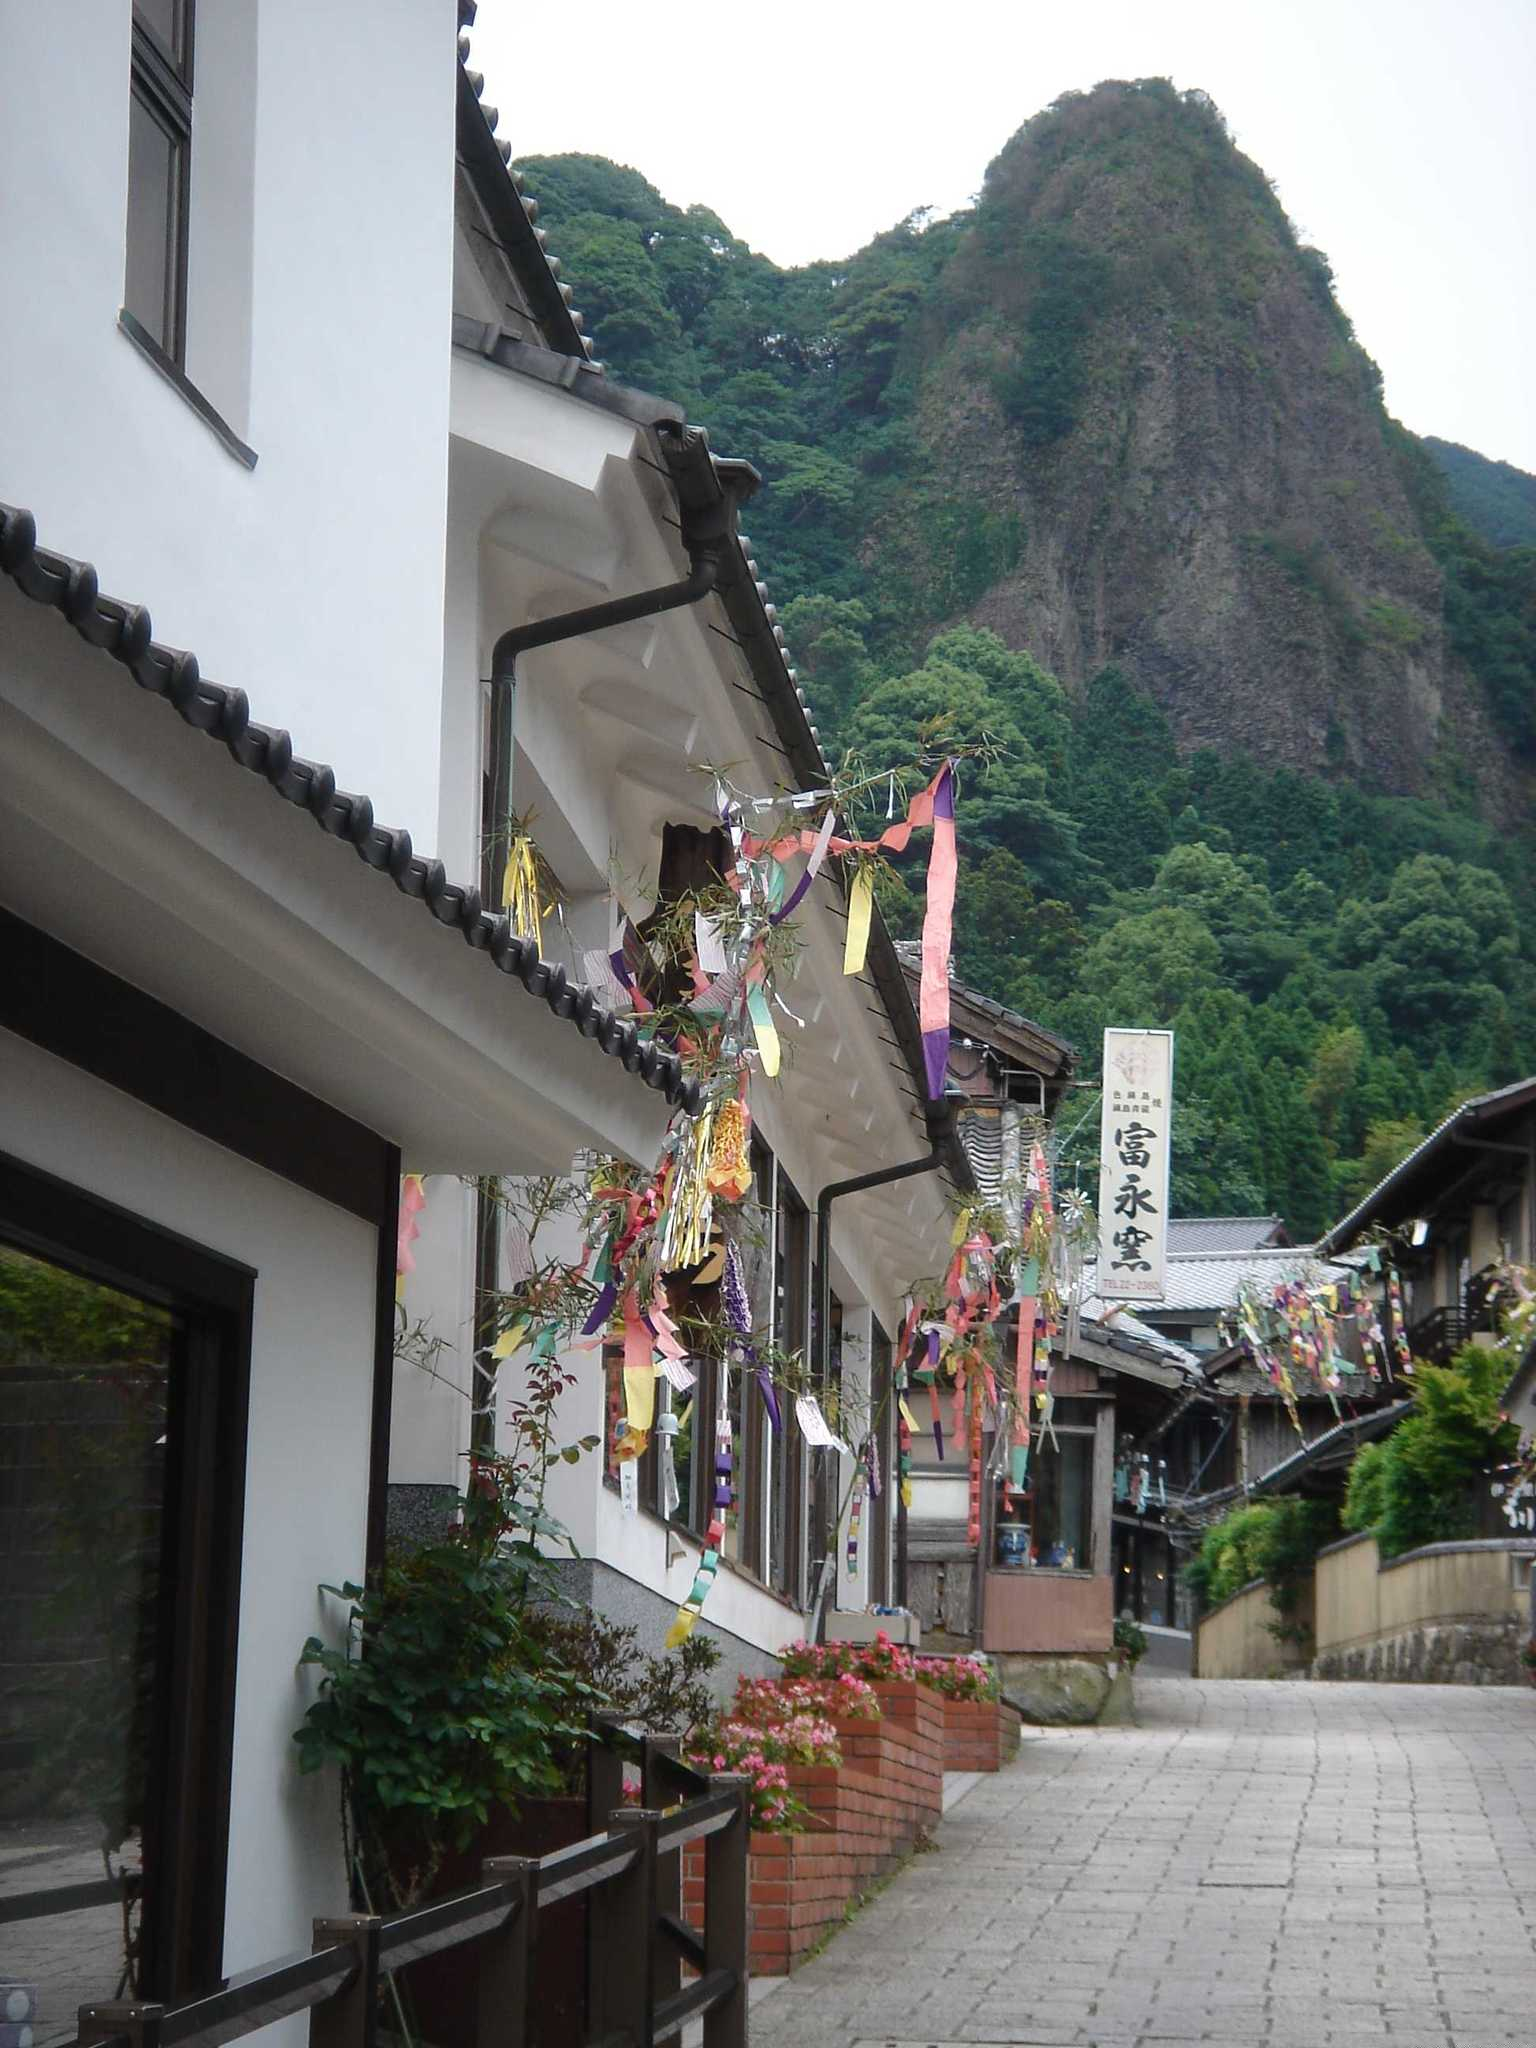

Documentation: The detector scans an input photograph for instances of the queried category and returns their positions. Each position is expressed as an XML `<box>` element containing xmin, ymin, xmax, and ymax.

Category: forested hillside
<box><xmin>1423</xmin><ymin>438</ymin><xmax>1536</xmax><ymax>550</ymax></box>
<box><xmin>518</xmin><ymin>81</ymin><xmax>1536</xmax><ymax>1236</ymax></box>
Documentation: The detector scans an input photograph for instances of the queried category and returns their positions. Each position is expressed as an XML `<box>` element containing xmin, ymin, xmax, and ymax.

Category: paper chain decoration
<box><xmin>1229</xmin><ymin>1244</ymin><xmax>1412</xmax><ymax>1437</ymax></box>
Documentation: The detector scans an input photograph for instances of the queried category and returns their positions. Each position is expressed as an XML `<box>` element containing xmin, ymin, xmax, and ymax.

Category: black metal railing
<box><xmin>70</xmin><ymin>1721</ymin><xmax>748</xmax><ymax>2048</ymax></box>
<box><xmin>1404</xmin><ymin>1303</ymin><xmax>1495</xmax><ymax>1366</ymax></box>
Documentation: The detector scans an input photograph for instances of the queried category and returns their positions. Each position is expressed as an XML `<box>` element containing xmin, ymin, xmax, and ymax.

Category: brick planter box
<box><xmin>864</xmin><ymin>1678</ymin><xmax>944</xmax><ymax>1824</ymax></box>
<box><xmin>938</xmin><ymin>1694</ymin><xmax>1024</xmax><ymax>1772</ymax></box>
<box><xmin>682</xmin><ymin>1704</ymin><xmax>946</xmax><ymax>1976</ymax></box>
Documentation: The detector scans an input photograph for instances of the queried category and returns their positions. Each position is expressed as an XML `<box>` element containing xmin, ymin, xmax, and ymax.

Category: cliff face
<box><xmin>903</xmin><ymin>82</ymin><xmax>1510</xmax><ymax>805</ymax></box>
<box><xmin>518</xmin><ymin>84</ymin><xmax>1530</xmax><ymax>819</ymax></box>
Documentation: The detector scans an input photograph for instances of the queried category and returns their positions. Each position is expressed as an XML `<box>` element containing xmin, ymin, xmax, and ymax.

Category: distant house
<box><xmin>1317</xmin><ymin>1077</ymin><xmax>1536</xmax><ymax>1358</ymax></box>
<box><xmin>893</xmin><ymin>965</ymin><xmax>1204</xmax><ymax>1651</ymax></box>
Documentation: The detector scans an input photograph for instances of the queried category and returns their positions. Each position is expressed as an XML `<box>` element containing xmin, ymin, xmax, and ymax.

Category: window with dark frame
<box><xmin>126</xmin><ymin>2</ymin><xmax>195</xmax><ymax>365</ymax></box>
<box><xmin>769</xmin><ymin>1167</ymin><xmax>808</xmax><ymax>1600</ymax></box>
<box><xmin>0</xmin><ymin>1151</ymin><xmax>250</xmax><ymax>2040</ymax></box>
<box><xmin>868</xmin><ymin>1318</ymin><xmax>893</xmax><ymax>1605</ymax></box>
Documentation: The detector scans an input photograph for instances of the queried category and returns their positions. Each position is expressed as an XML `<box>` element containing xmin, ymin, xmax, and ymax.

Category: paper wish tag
<box><xmin>659</xmin><ymin>1354</ymin><xmax>697</xmax><ymax>1391</ymax></box>
<box><xmin>693</xmin><ymin>911</ymin><xmax>728</xmax><ymax>975</ymax></box>
<box><xmin>794</xmin><ymin>1394</ymin><xmax>848</xmax><ymax>1455</ymax></box>
<box><xmin>618</xmin><ymin>1457</ymin><xmax>639</xmax><ymax>1516</ymax></box>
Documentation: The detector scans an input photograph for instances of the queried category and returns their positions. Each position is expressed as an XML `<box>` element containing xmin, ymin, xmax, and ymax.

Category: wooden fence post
<box><xmin>586</xmin><ymin>1713</ymin><xmax>627</xmax><ymax>2033</ymax></box>
<box><xmin>702</xmin><ymin>1775</ymin><xmax>749</xmax><ymax>2048</ymax></box>
<box><xmin>309</xmin><ymin>1912</ymin><xmax>381</xmax><ymax>2048</ymax></box>
<box><xmin>642</xmin><ymin>1734</ymin><xmax>683</xmax><ymax>2014</ymax></box>
<box><xmin>477</xmin><ymin>1856</ymin><xmax>536</xmax><ymax>2048</ymax></box>
<box><xmin>590</xmin><ymin>1808</ymin><xmax>660</xmax><ymax>2045</ymax></box>
<box><xmin>77</xmin><ymin>2001</ymin><xmax>163</xmax><ymax>2048</ymax></box>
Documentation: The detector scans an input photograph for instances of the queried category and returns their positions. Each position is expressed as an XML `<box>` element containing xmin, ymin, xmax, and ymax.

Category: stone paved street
<box><xmin>748</xmin><ymin>1676</ymin><xmax>1536</xmax><ymax>2047</ymax></box>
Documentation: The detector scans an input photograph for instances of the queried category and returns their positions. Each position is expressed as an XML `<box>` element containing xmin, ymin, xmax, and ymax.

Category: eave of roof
<box><xmin>0</xmin><ymin>504</ymin><xmax>699</xmax><ymax>1115</ymax></box>
<box><xmin>455</xmin><ymin>19</ymin><xmax>593</xmax><ymax>363</ymax></box>
<box><xmin>1249</xmin><ymin>1400</ymin><xmax>1413</xmax><ymax>1494</ymax></box>
<box><xmin>450</xmin><ymin>326</ymin><xmax>976</xmax><ymax>1196</ymax></box>
<box><xmin>894</xmin><ymin>945</ymin><xmax>1075</xmax><ymax>1079</ymax></box>
<box><xmin>1317</xmin><ymin>1077</ymin><xmax>1536</xmax><ymax>1254</ymax></box>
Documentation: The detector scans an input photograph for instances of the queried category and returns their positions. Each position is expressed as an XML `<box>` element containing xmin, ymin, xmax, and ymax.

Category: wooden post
<box><xmin>309</xmin><ymin>1912</ymin><xmax>381</xmax><ymax>2048</ymax></box>
<box><xmin>642</xmin><ymin>1735</ymin><xmax>683</xmax><ymax>2013</ymax></box>
<box><xmin>586</xmin><ymin>1713</ymin><xmax>626</xmax><ymax>2031</ymax></box>
<box><xmin>78</xmin><ymin>2001</ymin><xmax>162</xmax><ymax>2048</ymax></box>
<box><xmin>702</xmin><ymin>1775</ymin><xmax>749</xmax><ymax>2048</ymax></box>
<box><xmin>590</xmin><ymin>1808</ymin><xmax>659</xmax><ymax>2045</ymax></box>
<box><xmin>478</xmin><ymin>1856</ymin><xmax>536</xmax><ymax>2048</ymax></box>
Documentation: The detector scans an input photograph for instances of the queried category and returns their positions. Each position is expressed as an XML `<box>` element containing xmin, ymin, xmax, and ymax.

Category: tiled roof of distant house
<box><xmin>1166</xmin><ymin>1216</ymin><xmax>1289</xmax><ymax>1254</ymax></box>
<box><xmin>1318</xmin><ymin>1076</ymin><xmax>1536</xmax><ymax>1254</ymax></box>
<box><xmin>1091</xmin><ymin>1245</ymin><xmax>1322</xmax><ymax>1318</ymax></box>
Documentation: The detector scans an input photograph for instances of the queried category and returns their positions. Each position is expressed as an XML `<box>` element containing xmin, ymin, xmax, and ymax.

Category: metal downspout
<box><xmin>809</xmin><ymin>1105</ymin><xmax>955</xmax><ymax>1638</ymax></box>
<box><xmin>490</xmin><ymin>541</ymin><xmax>725</xmax><ymax>684</ymax></box>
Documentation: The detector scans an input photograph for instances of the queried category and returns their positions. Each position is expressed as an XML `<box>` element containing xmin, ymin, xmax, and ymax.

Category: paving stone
<box><xmin>750</xmin><ymin>1676</ymin><xmax>1536</xmax><ymax>2048</ymax></box>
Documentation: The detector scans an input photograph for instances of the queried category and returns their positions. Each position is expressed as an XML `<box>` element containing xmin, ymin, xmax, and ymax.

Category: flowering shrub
<box><xmin>778</xmin><ymin>1629</ymin><xmax>916</xmax><ymax>1683</ymax></box>
<box><xmin>734</xmin><ymin>1672</ymin><xmax>880</xmax><ymax>1725</ymax></box>
<box><xmin>914</xmin><ymin>1654</ymin><xmax>998</xmax><ymax>1702</ymax></box>
<box><xmin>684</xmin><ymin>1712</ymin><xmax>840</xmax><ymax>1830</ymax></box>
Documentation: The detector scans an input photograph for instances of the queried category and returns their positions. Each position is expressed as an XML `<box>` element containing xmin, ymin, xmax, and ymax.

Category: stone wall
<box><xmin>1193</xmin><ymin>1578</ymin><xmax>1312</xmax><ymax>1680</ymax></box>
<box><xmin>1312</xmin><ymin>1616</ymin><xmax>1528</xmax><ymax>1685</ymax></box>
<box><xmin>1309</xmin><ymin>1535</ymin><xmax>1534</xmax><ymax>1686</ymax></box>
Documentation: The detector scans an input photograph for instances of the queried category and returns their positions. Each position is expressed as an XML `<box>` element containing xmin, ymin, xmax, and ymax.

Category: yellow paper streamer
<box><xmin>898</xmin><ymin>1396</ymin><xmax>919</xmax><ymax>1433</ymax></box>
<box><xmin>623</xmin><ymin>1362</ymin><xmax>656</xmax><ymax>1439</ymax></box>
<box><xmin>502</xmin><ymin>836</ymin><xmax>546</xmax><ymax>943</ymax></box>
<box><xmin>843</xmin><ymin>864</ymin><xmax>875</xmax><ymax>975</ymax></box>
<box><xmin>490</xmin><ymin>1318</ymin><xmax>529</xmax><ymax>1361</ymax></box>
<box><xmin>664</xmin><ymin>1606</ymin><xmax>699</xmax><ymax>1649</ymax></box>
<box><xmin>747</xmin><ymin>985</ymin><xmax>781</xmax><ymax>1077</ymax></box>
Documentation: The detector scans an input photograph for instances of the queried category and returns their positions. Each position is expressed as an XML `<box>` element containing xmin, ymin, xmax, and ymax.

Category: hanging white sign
<box><xmin>1096</xmin><ymin>1028</ymin><xmax>1174</xmax><ymax>1302</ymax></box>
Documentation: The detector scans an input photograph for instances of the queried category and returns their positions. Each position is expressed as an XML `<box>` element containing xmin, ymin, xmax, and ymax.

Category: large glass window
<box><xmin>1027</xmin><ymin>1430</ymin><xmax>1094</xmax><ymax>1571</ymax></box>
<box><xmin>125</xmin><ymin>3</ymin><xmax>194</xmax><ymax>362</ymax></box>
<box><xmin>0</xmin><ymin>1156</ymin><xmax>248</xmax><ymax>2039</ymax></box>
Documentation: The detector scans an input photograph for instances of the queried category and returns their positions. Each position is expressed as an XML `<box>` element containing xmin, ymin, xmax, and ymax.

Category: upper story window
<box><xmin>126</xmin><ymin>2</ymin><xmax>195</xmax><ymax>364</ymax></box>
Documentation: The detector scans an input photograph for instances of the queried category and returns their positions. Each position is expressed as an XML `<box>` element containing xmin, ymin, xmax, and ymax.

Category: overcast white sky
<box><xmin>469</xmin><ymin>0</ymin><xmax>1535</xmax><ymax>472</ymax></box>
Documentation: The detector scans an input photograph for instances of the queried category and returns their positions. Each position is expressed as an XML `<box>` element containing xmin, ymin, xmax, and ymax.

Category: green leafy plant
<box><xmin>1341</xmin><ymin>1438</ymin><xmax>1391</xmax><ymax>1533</ymax></box>
<box><xmin>1113</xmin><ymin>1617</ymin><xmax>1148</xmax><ymax>1666</ymax></box>
<box><xmin>294</xmin><ymin>1495</ymin><xmax>593</xmax><ymax>1902</ymax></box>
<box><xmin>1183</xmin><ymin>1495</ymin><xmax>1336</xmax><ymax>1643</ymax></box>
<box><xmin>524</xmin><ymin>1609</ymin><xmax>722</xmax><ymax>1777</ymax></box>
<box><xmin>295</xmin><ymin>1331</ymin><xmax>602</xmax><ymax>1906</ymax></box>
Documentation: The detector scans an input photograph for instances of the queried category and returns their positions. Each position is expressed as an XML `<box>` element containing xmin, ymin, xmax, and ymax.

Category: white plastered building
<box><xmin>0</xmin><ymin>2</ymin><xmax>963</xmax><ymax>2033</ymax></box>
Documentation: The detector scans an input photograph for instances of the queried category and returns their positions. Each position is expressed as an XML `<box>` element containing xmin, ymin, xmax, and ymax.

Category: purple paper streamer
<box><xmin>582</xmin><ymin>1279</ymin><xmax>617</xmax><ymax>1337</ymax></box>
<box><xmin>926</xmin><ymin>1328</ymin><xmax>940</xmax><ymax>1369</ymax></box>
<box><xmin>932</xmin><ymin>1416</ymin><xmax>945</xmax><ymax>1462</ymax></box>
<box><xmin>769</xmin><ymin>861</ymin><xmax>817</xmax><ymax>926</ymax></box>
<box><xmin>922</xmin><ymin>1025</ymin><xmax>949</xmax><ymax>1103</ymax></box>
<box><xmin>756</xmin><ymin>1366</ymin><xmax>782</xmax><ymax>1434</ymax></box>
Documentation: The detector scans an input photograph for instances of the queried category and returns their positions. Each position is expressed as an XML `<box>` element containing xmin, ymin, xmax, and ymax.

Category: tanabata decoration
<box><xmin>666</xmin><ymin>1364</ymin><xmax>734</xmax><ymax>1647</ymax></box>
<box><xmin>845</xmin><ymin>1477</ymin><xmax>865</xmax><ymax>1578</ymax></box>
<box><xmin>489</xmin><ymin>742</ymin><xmax>994</xmax><ymax>1650</ymax></box>
<box><xmin>1227</xmin><ymin>1249</ymin><xmax>1413</xmax><ymax>1439</ymax></box>
<box><xmin>500</xmin><ymin>821</ymin><xmax>561</xmax><ymax>945</ymax></box>
<box><xmin>728</xmin><ymin>758</ymin><xmax>962</xmax><ymax>1099</ymax></box>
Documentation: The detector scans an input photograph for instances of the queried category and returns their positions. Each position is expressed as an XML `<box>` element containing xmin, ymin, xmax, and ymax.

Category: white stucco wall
<box><xmin>0</xmin><ymin>1027</ymin><xmax>377</xmax><ymax>1977</ymax></box>
<box><xmin>0</xmin><ymin>0</ymin><xmax>456</xmax><ymax>850</ymax></box>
